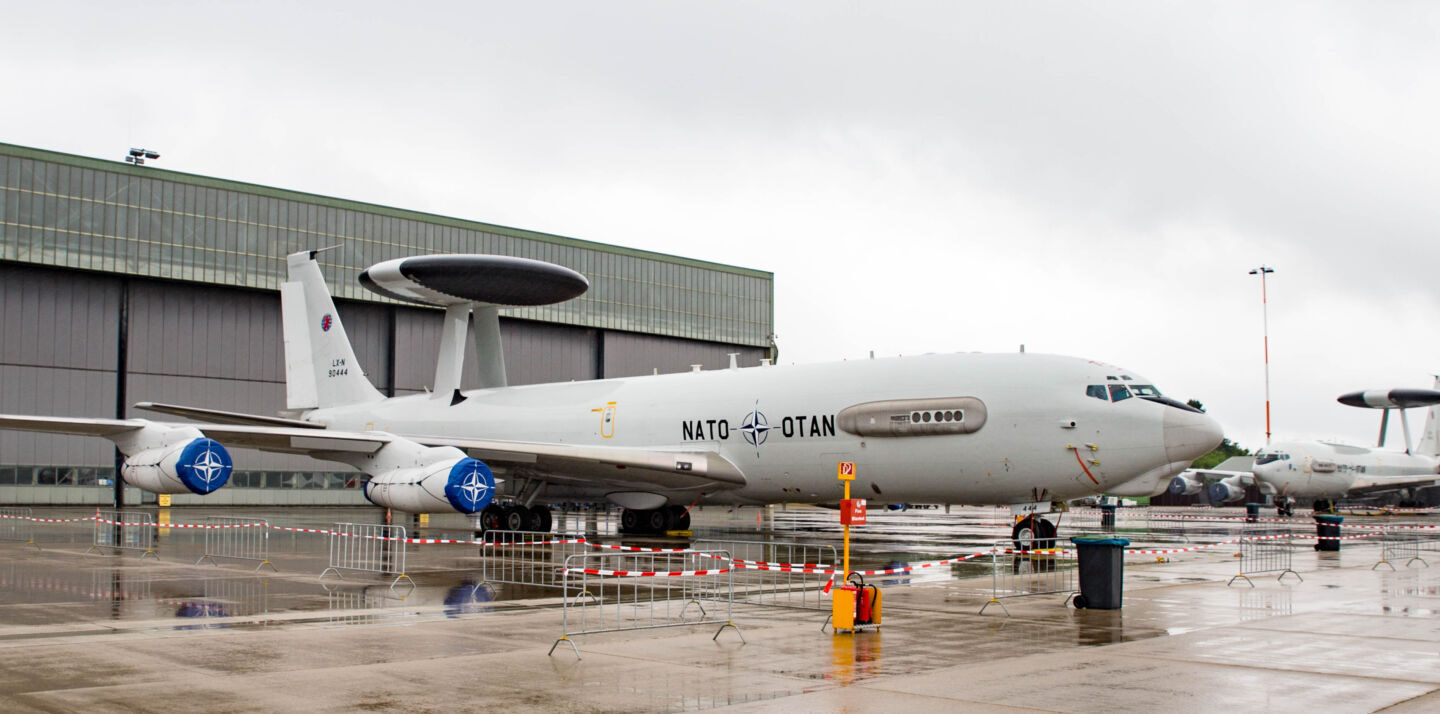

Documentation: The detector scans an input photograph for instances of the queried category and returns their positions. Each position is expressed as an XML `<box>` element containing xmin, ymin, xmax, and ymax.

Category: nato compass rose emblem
<box><xmin>320</xmin><ymin>314</ymin><xmax>334</xmax><ymax>332</ymax></box>
<box><xmin>445</xmin><ymin>460</ymin><xmax>496</xmax><ymax>513</ymax></box>
<box><xmin>175</xmin><ymin>438</ymin><xmax>234</xmax><ymax>494</ymax></box>
<box><xmin>739</xmin><ymin>402</ymin><xmax>771</xmax><ymax>458</ymax></box>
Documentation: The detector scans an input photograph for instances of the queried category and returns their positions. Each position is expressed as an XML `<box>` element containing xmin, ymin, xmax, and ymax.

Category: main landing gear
<box><xmin>1311</xmin><ymin>499</ymin><xmax>1336</xmax><ymax>514</ymax></box>
<box><xmin>1275</xmin><ymin>499</ymin><xmax>1295</xmax><ymax>517</ymax></box>
<box><xmin>477</xmin><ymin>504</ymin><xmax>553</xmax><ymax>534</ymax></box>
<box><xmin>619</xmin><ymin>506</ymin><xmax>691</xmax><ymax>534</ymax></box>
<box><xmin>1011</xmin><ymin>515</ymin><xmax>1057</xmax><ymax>551</ymax></box>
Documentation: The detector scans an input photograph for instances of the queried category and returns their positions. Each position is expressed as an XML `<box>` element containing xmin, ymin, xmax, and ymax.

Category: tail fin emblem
<box><xmin>320</xmin><ymin>314</ymin><xmax>333</xmax><ymax>332</ymax></box>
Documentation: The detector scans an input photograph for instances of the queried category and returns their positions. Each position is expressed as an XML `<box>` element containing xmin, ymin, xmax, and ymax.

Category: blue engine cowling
<box><xmin>363</xmin><ymin>457</ymin><xmax>497</xmax><ymax>514</ymax></box>
<box><xmin>1168</xmin><ymin>474</ymin><xmax>1204</xmax><ymax>496</ymax></box>
<box><xmin>1206</xmin><ymin>477</ymin><xmax>1247</xmax><ymax>504</ymax></box>
<box><xmin>122</xmin><ymin>437</ymin><xmax>234</xmax><ymax>495</ymax></box>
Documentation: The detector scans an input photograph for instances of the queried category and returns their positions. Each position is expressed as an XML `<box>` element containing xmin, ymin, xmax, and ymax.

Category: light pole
<box><xmin>1249</xmin><ymin>266</ymin><xmax>1275</xmax><ymax>443</ymax></box>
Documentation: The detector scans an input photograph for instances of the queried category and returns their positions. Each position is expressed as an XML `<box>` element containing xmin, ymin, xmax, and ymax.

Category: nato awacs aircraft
<box><xmin>0</xmin><ymin>250</ymin><xmax>1222</xmax><ymax>545</ymax></box>
<box><xmin>1169</xmin><ymin>382</ymin><xmax>1440</xmax><ymax>515</ymax></box>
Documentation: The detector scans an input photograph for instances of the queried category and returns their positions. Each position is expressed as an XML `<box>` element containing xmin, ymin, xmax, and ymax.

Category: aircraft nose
<box><xmin>1163</xmin><ymin>406</ymin><xmax>1224</xmax><ymax>464</ymax></box>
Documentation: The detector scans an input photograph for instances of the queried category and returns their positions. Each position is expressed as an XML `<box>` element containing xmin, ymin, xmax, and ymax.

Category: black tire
<box><xmin>1011</xmin><ymin>516</ymin><xmax>1057</xmax><ymax>551</ymax></box>
<box><xmin>670</xmin><ymin>506</ymin><xmax>691</xmax><ymax>531</ymax></box>
<box><xmin>645</xmin><ymin>508</ymin><xmax>673</xmax><ymax>533</ymax></box>
<box><xmin>1074</xmin><ymin>594</ymin><xmax>1089</xmax><ymax>609</ymax></box>
<box><xmin>530</xmin><ymin>506</ymin><xmax>552</xmax><ymax>533</ymax></box>
<box><xmin>502</xmin><ymin>505</ymin><xmax>527</xmax><ymax>531</ymax></box>
<box><xmin>479</xmin><ymin>504</ymin><xmax>503</xmax><ymax>532</ymax></box>
<box><xmin>620</xmin><ymin>508</ymin><xmax>640</xmax><ymax>532</ymax></box>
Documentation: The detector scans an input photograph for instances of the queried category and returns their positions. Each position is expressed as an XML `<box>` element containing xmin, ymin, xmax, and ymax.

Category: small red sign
<box><xmin>840</xmin><ymin>498</ymin><xmax>867</xmax><ymax>525</ymax></box>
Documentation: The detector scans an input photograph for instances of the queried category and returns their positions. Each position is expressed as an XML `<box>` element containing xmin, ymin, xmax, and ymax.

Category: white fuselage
<box><xmin>1252</xmin><ymin>440</ymin><xmax>1440</xmax><ymax>500</ymax></box>
<box><xmin>308</xmin><ymin>352</ymin><xmax>1220</xmax><ymax>507</ymax></box>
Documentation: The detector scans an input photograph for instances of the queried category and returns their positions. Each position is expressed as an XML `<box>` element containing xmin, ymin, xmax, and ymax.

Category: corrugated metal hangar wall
<box><xmin>0</xmin><ymin>143</ymin><xmax>773</xmax><ymax>505</ymax></box>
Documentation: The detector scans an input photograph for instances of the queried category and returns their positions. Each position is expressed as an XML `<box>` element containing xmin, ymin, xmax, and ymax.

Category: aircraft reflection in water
<box><xmin>0</xmin><ymin>250</ymin><xmax>1221</xmax><ymax>546</ymax></box>
<box><xmin>1171</xmin><ymin>384</ymin><xmax>1440</xmax><ymax>515</ymax></box>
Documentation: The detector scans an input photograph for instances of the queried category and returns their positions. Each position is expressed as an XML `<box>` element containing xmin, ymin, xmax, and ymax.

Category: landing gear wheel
<box><xmin>620</xmin><ymin>508</ymin><xmax>640</xmax><ymax>532</ymax></box>
<box><xmin>479</xmin><ymin>504</ymin><xmax>504</xmax><ymax>533</ymax></box>
<box><xmin>1312</xmin><ymin>499</ymin><xmax>1334</xmax><ymax>514</ymax></box>
<box><xmin>529</xmin><ymin>506</ymin><xmax>553</xmax><ymax>533</ymax></box>
<box><xmin>669</xmin><ymin>506</ymin><xmax>691</xmax><ymax>531</ymax></box>
<box><xmin>1011</xmin><ymin>515</ymin><xmax>1057</xmax><ymax>552</ymax></box>
<box><xmin>502</xmin><ymin>505</ymin><xmax>528</xmax><ymax>531</ymax></box>
<box><xmin>645</xmin><ymin>508</ymin><xmax>674</xmax><ymax>533</ymax></box>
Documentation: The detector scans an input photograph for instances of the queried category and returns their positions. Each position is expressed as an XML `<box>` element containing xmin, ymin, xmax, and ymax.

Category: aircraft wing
<box><xmin>0</xmin><ymin>415</ymin><xmax>147</xmax><ymax>439</ymax></box>
<box><xmin>0</xmin><ymin>414</ymin><xmax>746</xmax><ymax>493</ymax></box>
<box><xmin>1346</xmin><ymin>476</ymin><xmax>1440</xmax><ymax>496</ymax></box>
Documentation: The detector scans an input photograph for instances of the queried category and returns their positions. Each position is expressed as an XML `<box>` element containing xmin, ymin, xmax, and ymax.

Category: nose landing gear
<box><xmin>1011</xmin><ymin>515</ymin><xmax>1057</xmax><ymax>551</ymax></box>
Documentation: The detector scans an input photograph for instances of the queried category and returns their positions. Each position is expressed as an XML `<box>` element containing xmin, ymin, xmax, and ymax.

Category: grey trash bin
<box><xmin>1245</xmin><ymin>503</ymin><xmax>1261</xmax><ymax>523</ymax></box>
<box><xmin>1072</xmin><ymin>536</ymin><xmax>1130</xmax><ymax>609</ymax></box>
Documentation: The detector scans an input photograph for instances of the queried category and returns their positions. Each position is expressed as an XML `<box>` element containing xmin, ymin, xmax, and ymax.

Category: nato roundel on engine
<box><xmin>443</xmin><ymin>459</ymin><xmax>496</xmax><ymax>514</ymax></box>
<box><xmin>174</xmin><ymin>438</ymin><xmax>234</xmax><ymax>494</ymax></box>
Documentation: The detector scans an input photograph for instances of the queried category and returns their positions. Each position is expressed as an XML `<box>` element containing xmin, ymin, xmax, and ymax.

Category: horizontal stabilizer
<box><xmin>134</xmin><ymin>402</ymin><xmax>324</xmax><ymax>429</ymax></box>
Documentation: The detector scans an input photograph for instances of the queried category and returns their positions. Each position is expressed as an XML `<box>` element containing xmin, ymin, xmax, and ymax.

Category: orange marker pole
<box><xmin>837</xmin><ymin>462</ymin><xmax>856</xmax><ymax>581</ymax></box>
<box><xmin>843</xmin><ymin>479</ymin><xmax>851</xmax><ymax>580</ymax></box>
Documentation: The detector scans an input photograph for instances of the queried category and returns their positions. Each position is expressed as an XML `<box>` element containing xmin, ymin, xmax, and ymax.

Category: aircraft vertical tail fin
<box><xmin>1420</xmin><ymin>375</ymin><xmax>1440</xmax><ymax>457</ymax></box>
<box><xmin>281</xmin><ymin>251</ymin><xmax>385</xmax><ymax>410</ymax></box>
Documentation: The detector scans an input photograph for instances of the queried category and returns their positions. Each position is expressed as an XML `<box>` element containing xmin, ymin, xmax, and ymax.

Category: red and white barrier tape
<box><xmin>562</xmin><ymin>567</ymin><xmax>730</xmax><ymax>577</ymax></box>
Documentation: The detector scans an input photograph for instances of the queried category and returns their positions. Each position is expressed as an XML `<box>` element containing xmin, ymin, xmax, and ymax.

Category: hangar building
<box><xmin>0</xmin><ymin>143</ymin><xmax>774</xmax><ymax>506</ymax></box>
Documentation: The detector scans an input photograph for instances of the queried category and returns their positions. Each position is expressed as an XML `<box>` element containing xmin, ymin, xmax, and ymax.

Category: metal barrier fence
<box><xmin>88</xmin><ymin>510</ymin><xmax>158</xmax><ymax>559</ymax></box>
<box><xmin>196</xmin><ymin>517</ymin><xmax>276</xmax><ymax>571</ymax></box>
<box><xmin>319</xmin><ymin>522</ymin><xmax>414</xmax><ymax>595</ymax></box>
<box><xmin>1374</xmin><ymin>526</ymin><xmax>1429</xmax><ymax>570</ymax></box>
<box><xmin>0</xmin><ymin>507</ymin><xmax>38</xmax><ymax>548</ymax></box>
<box><xmin>550</xmin><ymin>550</ymin><xmax>743</xmax><ymax>659</ymax></box>
<box><xmin>1228</xmin><ymin>531</ymin><xmax>1300</xmax><ymax>586</ymax></box>
<box><xmin>979</xmin><ymin>542</ymin><xmax>1076</xmax><ymax>615</ymax></box>
<box><xmin>478</xmin><ymin>530</ymin><xmax>589</xmax><ymax>589</ymax></box>
<box><xmin>693</xmin><ymin>538</ymin><xmax>837</xmax><ymax>611</ymax></box>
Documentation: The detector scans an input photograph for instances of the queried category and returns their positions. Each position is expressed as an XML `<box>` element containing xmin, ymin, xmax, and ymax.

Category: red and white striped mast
<box><xmin>1249</xmin><ymin>265</ymin><xmax>1275</xmax><ymax>444</ymax></box>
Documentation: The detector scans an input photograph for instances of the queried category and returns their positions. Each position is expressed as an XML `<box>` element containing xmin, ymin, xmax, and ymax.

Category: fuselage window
<box><xmin>1108</xmin><ymin>384</ymin><xmax>1131</xmax><ymax>402</ymax></box>
<box><xmin>1086</xmin><ymin>385</ymin><xmax>1109</xmax><ymax>401</ymax></box>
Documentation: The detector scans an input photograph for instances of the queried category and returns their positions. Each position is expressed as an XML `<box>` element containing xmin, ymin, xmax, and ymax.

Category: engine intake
<box><xmin>1206</xmin><ymin>475</ymin><xmax>1247</xmax><ymax>504</ymax></box>
<box><xmin>1168</xmin><ymin>474</ymin><xmax>1204</xmax><ymax>496</ymax></box>
<box><xmin>364</xmin><ymin>454</ymin><xmax>497</xmax><ymax>514</ymax></box>
<box><xmin>120</xmin><ymin>428</ymin><xmax>234</xmax><ymax>495</ymax></box>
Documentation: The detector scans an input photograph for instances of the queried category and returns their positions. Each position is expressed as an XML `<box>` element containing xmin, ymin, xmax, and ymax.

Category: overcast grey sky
<box><xmin>6</xmin><ymin>1</ymin><xmax>1439</xmax><ymax>451</ymax></box>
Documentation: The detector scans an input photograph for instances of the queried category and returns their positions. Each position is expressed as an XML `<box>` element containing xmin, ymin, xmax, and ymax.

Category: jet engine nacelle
<box><xmin>363</xmin><ymin>449</ymin><xmax>498</xmax><ymax>514</ymax></box>
<box><xmin>115</xmin><ymin>424</ymin><xmax>234</xmax><ymax>495</ymax></box>
<box><xmin>1167</xmin><ymin>473</ymin><xmax>1204</xmax><ymax>497</ymax></box>
<box><xmin>1206</xmin><ymin>475</ymin><xmax>1248</xmax><ymax>504</ymax></box>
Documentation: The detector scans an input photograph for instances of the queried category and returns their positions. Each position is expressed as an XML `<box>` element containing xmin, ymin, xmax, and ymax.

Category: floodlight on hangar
<box><xmin>124</xmin><ymin>147</ymin><xmax>161</xmax><ymax>165</ymax></box>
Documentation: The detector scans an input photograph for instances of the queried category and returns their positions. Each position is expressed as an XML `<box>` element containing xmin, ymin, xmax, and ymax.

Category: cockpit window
<box><xmin>1108</xmin><ymin>385</ymin><xmax>1131</xmax><ymax>402</ymax></box>
<box><xmin>1255</xmin><ymin>451</ymin><xmax>1288</xmax><ymax>465</ymax></box>
<box><xmin>1086</xmin><ymin>385</ymin><xmax>1108</xmax><ymax>401</ymax></box>
<box><xmin>1131</xmin><ymin>384</ymin><xmax>1161</xmax><ymax>397</ymax></box>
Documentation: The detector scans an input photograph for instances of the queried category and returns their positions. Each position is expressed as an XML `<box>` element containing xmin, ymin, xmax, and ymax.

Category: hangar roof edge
<box><xmin>0</xmin><ymin>142</ymin><xmax>772</xmax><ymax>281</ymax></box>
